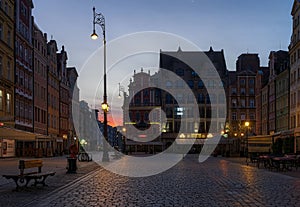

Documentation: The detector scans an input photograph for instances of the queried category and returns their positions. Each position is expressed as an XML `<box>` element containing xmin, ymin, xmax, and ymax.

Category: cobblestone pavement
<box><xmin>20</xmin><ymin>155</ymin><xmax>300</xmax><ymax>207</ymax></box>
<box><xmin>0</xmin><ymin>157</ymin><xmax>100</xmax><ymax>207</ymax></box>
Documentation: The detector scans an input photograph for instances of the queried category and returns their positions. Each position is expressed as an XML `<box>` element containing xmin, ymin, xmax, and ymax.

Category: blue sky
<box><xmin>32</xmin><ymin>0</ymin><xmax>293</xmax><ymax>126</ymax></box>
<box><xmin>33</xmin><ymin>0</ymin><xmax>292</xmax><ymax>70</ymax></box>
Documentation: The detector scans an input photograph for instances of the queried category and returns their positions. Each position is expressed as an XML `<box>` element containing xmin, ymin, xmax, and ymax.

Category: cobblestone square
<box><xmin>1</xmin><ymin>155</ymin><xmax>298</xmax><ymax>207</ymax></box>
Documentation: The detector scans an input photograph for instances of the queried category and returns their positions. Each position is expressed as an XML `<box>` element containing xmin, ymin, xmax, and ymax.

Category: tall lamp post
<box><xmin>245</xmin><ymin>121</ymin><xmax>250</xmax><ymax>159</ymax></box>
<box><xmin>91</xmin><ymin>7</ymin><xmax>109</xmax><ymax>162</ymax></box>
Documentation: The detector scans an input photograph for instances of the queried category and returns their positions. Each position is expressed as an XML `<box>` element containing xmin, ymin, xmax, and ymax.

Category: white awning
<box><xmin>126</xmin><ymin>140</ymin><xmax>163</xmax><ymax>146</ymax></box>
<box><xmin>0</xmin><ymin>127</ymin><xmax>36</xmax><ymax>141</ymax></box>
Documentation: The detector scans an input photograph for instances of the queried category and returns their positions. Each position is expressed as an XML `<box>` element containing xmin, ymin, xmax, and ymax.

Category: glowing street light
<box><xmin>91</xmin><ymin>7</ymin><xmax>109</xmax><ymax>162</ymax></box>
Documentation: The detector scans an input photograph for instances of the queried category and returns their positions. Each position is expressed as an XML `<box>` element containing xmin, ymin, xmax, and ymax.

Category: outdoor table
<box><xmin>257</xmin><ymin>155</ymin><xmax>274</xmax><ymax>168</ymax></box>
<box><xmin>271</xmin><ymin>157</ymin><xmax>296</xmax><ymax>171</ymax></box>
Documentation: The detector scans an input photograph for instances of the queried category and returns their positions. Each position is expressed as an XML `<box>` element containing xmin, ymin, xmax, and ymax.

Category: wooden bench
<box><xmin>2</xmin><ymin>159</ymin><xmax>56</xmax><ymax>191</ymax></box>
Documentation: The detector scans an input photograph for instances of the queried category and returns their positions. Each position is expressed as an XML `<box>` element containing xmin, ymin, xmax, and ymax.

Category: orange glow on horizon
<box><xmin>96</xmin><ymin>112</ymin><xmax>123</xmax><ymax>127</ymax></box>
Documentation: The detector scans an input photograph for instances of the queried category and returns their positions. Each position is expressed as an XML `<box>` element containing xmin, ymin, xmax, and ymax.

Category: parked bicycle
<box><xmin>77</xmin><ymin>151</ymin><xmax>92</xmax><ymax>162</ymax></box>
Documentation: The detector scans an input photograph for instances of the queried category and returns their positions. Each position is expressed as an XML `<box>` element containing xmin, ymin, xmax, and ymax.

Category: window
<box><xmin>7</xmin><ymin>61</ymin><xmax>11</xmax><ymax>81</ymax></box>
<box><xmin>231</xmin><ymin>88</ymin><xmax>237</xmax><ymax>95</ymax></box>
<box><xmin>15</xmin><ymin>100</ymin><xmax>19</xmax><ymax>116</ymax></box>
<box><xmin>206</xmin><ymin>94</ymin><xmax>210</xmax><ymax>104</ymax></box>
<box><xmin>21</xmin><ymin>3</ymin><xmax>27</xmax><ymax>17</ymax></box>
<box><xmin>208</xmin><ymin>80</ymin><xmax>214</xmax><ymax>88</ymax></box>
<box><xmin>176</xmin><ymin>107</ymin><xmax>184</xmax><ymax>116</ymax></box>
<box><xmin>241</xmin><ymin>88</ymin><xmax>246</xmax><ymax>95</ymax></box>
<box><xmin>240</xmin><ymin>79</ymin><xmax>245</xmax><ymax>85</ymax></box>
<box><xmin>176</xmin><ymin>94</ymin><xmax>183</xmax><ymax>102</ymax></box>
<box><xmin>188</xmin><ymin>80</ymin><xmax>194</xmax><ymax>89</ymax></box>
<box><xmin>4</xmin><ymin>1</ymin><xmax>7</xmax><ymax>14</ymax></box>
<box><xmin>175</xmin><ymin>68</ymin><xmax>184</xmax><ymax>76</ymax></box>
<box><xmin>250</xmin><ymin>113</ymin><xmax>255</xmax><ymax>120</ymax></box>
<box><xmin>249</xmin><ymin>99</ymin><xmax>255</xmax><ymax>108</ymax></box>
<box><xmin>232</xmin><ymin>112</ymin><xmax>237</xmax><ymax>120</ymax></box>
<box><xmin>249</xmin><ymin>79</ymin><xmax>255</xmax><ymax>85</ymax></box>
<box><xmin>166</xmin><ymin>81</ymin><xmax>172</xmax><ymax>88</ymax></box>
<box><xmin>198</xmin><ymin>80</ymin><xmax>204</xmax><ymax>89</ymax></box>
<box><xmin>187</xmin><ymin>94</ymin><xmax>194</xmax><ymax>103</ymax></box>
<box><xmin>7</xmin><ymin>29</ymin><xmax>11</xmax><ymax>46</ymax></box>
<box><xmin>0</xmin><ymin>22</ymin><xmax>2</xmax><ymax>40</ymax></box>
<box><xmin>198</xmin><ymin>93</ymin><xmax>205</xmax><ymax>104</ymax></box>
<box><xmin>191</xmin><ymin>70</ymin><xmax>197</xmax><ymax>77</ymax></box>
<box><xmin>166</xmin><ymin>94</ymin><xmax>172</xmax><ymax>104</ymax></box>
<box><xmin>0</xmin><ymin>90</ymin><xmax>2</xmax><ymax>110</ymax></box>
<box><xmin>231</xmin><ymin>99</ymin><xmax>237</xmax><ymax>107</ymax></box>
<box><xmin>240</xmin><ymin>99</ymin><xmax>245</xmax><ymax>108</ymax></box>
<box><xmin>218</xmin><ymin>94</ymin><xmax>225</xmax><ymax>103</ymax></box>
<box><xmin>241</xmin><ymin>113</ymin><xmax>246</xmax><ymax>120</ymax></box>
<box><xmin>6</xmin><ymin>93</ymin><xmax>11</xmax><ymax>113</ymax></box>
<box><xmin>176</xmin><ymin>80</ymin><xmax>184</xmax><ymax>88</ymax></box>
<box><xmin>0</xmin><ymin>56</ymin><xmax>2</xmax><ymax>76</ymax></box>
<box><xmin>249</xmin><ymin>88</ymin><xmax>254</xmax><ymax>95</ymax></box>
<box><xmin>210</xmin><ymin>94</ymin><xmax>216</xmax><ymax>103</ymax></box>
<box><xmin>136</xmin><ymin>112</ymin><xmax>140</xmax><ymax>122</ymax></box>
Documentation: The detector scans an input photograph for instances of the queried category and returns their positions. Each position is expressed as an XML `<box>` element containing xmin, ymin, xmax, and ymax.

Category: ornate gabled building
<box><xmin>123</xmin><ymin>47</ymin><xmax>229</xmax><ymax>154</ymax></box>
<box><xmin>123</xmin><ymin>69</ymin><xmax>163</xmax><ymax>153</ymax></box>
<box><xmin>57</xmin><ymin>46</ymin><xmax>69</xmax><ymax>152</ymax></box>
<box><xmin>33</xmin><ymin>23</ymin><xmax>47</xmax><ymax>136</ymax></box>
<box><xmin>159</xmin><ymin>47</ymin><xmax>228</xmax><ymax>137</ymax></box>
<box><xmin>289</xmin><ymin>0</ymin><xmax>300</xmax><ymax>153</ymax></box>
<box><xmin>227</xmin><ymin>54</ymin><xmax>259</xmax><ymax>155</ymax></box>
<box><xmin>46</xmin><ymin>39</ymin><xmax>59</xmax><ymax>156</ymax></box>
<box><xmin>229</xmin><ymin>53</ymin><xmax>259</xmax><ymax>134</ymax></box>
<box><xmin>0</xmin><ymin>0</ymin><xmax>14</xmax><ymax>128</ymax></box>
<box><xmin>255</xmin><ymin>67</ymin><xmax>269</xmax><ymax>135</ymax></box>
<box><xmin>14</xmin><ymin>0</ymin><xmax>34</xmax><ymax>132</ymax></box>
<box><xmin>67</xmin><ymin>66</ymin><xmax>79</xmax><ymax>148</ymax></box>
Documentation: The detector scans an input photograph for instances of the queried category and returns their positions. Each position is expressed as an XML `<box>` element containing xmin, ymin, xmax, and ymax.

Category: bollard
<box><xmin>66</xmin><ymin>157</ymin><xmax>77</xmax><ymax>173</ymax></box>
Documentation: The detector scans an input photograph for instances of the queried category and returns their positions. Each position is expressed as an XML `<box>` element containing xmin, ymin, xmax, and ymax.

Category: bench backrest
<box><xmin>19</xmin><ymin>160</ymin><xmax>43</xmax><ymax>175</ymax></box>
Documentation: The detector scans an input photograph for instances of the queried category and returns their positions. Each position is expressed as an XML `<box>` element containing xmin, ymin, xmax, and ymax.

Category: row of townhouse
<box><xmin>0</xmin><ymin>0</ymin><xmax>79</xmax><ymax>158</ymax></box>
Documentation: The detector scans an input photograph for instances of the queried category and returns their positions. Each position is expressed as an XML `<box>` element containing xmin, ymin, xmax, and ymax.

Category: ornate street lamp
<box><xmin>91</xmin><ymin>7</ymin><xmax>109</xmax><ymax>162</ymax></box>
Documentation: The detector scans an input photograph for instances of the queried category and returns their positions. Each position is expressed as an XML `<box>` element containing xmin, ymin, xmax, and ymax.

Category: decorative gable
<box><xmin>291</xmin><ymin>0</ymin><xmax>300</xmax><ymax>16</ymax></box>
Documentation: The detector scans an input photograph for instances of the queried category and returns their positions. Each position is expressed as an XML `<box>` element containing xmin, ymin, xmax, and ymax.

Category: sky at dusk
<box><xmin>32</xmin><ymin>0</ymin><xmax>293</xmax><ymax>126</ymax></box>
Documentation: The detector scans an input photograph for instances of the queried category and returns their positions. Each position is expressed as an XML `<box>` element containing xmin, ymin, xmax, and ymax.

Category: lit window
<box><xmin>176</xmin><ymin>107</ymin><xmax>184</xmax><ymax>116</ymax></box>
<box><xmin>0</xmin><ymin>90</ymin><xmax>2</xmax><ymax>110</ymax></box>
<box><xmin>6</xmin><ymin>93</ymin><xmax>11</xmax><ymax>113</ymax></box>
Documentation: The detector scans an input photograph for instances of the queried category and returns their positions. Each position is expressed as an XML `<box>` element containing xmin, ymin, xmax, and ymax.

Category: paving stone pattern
<box><xmin>24</xmin><ymin>156</ymin><xmax>300</xmax><ymax>207</ymax></box>
<box><xmin>0</xmin><ymin>159</ymin><xmax>100</xmax><ymax>207</ymax></box>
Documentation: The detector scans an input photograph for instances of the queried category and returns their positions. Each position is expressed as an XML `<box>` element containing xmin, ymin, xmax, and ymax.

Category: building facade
<box><xmin>33</xmin><ymin>23</ymin><xmax>47</xmax><ymax>135</ymax></box>
<box><xmin>289</xmin><ymin>0</ymin><xmax>300</xmax><ymax>153</ymax></box>
<box><xmin>67</xmin><ymin>66</ymin><xmax>79</xmax><ymax>149</ymax></box>
<box><xmin>123</xmin><ymin>69</ymin><xmax>163</xmax><ymax>153</ymax></box>
<box><xmin>46</xmin><ymin>40</ymin><xmax>59</xmax><ymax>156</ymax></box>
<box><xmin>0</xmin><ymin>0</ymin><xmax>14</xmax><ymax>128</ymax></box>
<box><xmin>15</xmin><ymin>0</ymin><xmax>34</xmax><ymax>132</ymax></box>
<box><xmin>57</xmin><ymin>46</ymin><xmax>69</xmax><ymax>152</ymax></box>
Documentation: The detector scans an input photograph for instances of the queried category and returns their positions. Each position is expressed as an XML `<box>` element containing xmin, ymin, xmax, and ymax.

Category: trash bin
<box><xmin>67</xmin><ymin>157</ymin><xmax>77</xmax><ymax>173</ymax></box>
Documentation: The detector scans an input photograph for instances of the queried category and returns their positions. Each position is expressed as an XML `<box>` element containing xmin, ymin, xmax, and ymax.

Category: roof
<box><xmin>291</xmin><ymin>0</ymin><xmax>300</xmax><ymax>15</ymax></box>
<box><xmin>159</xmin><ymin>47</ymin><xmax>228</xmax><ymax>77</ymax></box>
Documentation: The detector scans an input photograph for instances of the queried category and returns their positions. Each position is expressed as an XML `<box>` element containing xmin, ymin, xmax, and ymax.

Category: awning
<box><xmin>175</xmin><ymin>138</ymin><xmax>230</xmax><ymax>145</ymax></box>
<box><xmin>126</xmin><ymin>140</ymin><xmax>163</xmax><ymax>146</ymax></box>
<box><xmin>36</xmin><ymin>134</ymin><xmax>55</xmax><ymax>141</ymax></box>
<box><xmin>0</xmin><ymin>127</ymin><xmax>36</xmax><ymax>141</ymax></box>
<box><xmin>176</xmin><ymin>139</ymin><xmax>203</xmax><ymax>145</ymax></box>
